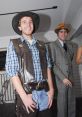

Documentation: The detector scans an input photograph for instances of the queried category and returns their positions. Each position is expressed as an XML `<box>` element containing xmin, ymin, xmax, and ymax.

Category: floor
<box><xmin>76</xmin><ymin>97</ymin><xmax>82</xmax><ymax>117</ymax></box>
<box><xmin>0</xmin><ymin>103</ymin><xmax>16</xmax><ymax>117</ymax></box>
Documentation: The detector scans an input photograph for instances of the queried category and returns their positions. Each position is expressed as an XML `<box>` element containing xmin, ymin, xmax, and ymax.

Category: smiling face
<box><xmin>18</xmin><ymin>16</ymin><xmax>34</xmax><ymax>38</ymax></box>
<box><xmin>57</xmin><ymin>29</ymin><xmax>68</xmax><ymax>41</ymax></box>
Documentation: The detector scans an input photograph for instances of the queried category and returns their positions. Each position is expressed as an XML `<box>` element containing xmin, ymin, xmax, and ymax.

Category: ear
<box><xmin>18</xmin><ymin>26</ymin><xmax>22</xmax><ymax>31</ymax></box>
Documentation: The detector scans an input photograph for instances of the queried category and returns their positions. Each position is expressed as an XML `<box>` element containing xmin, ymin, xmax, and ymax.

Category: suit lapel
<box><xmin>56</xmin><ymin>39</ymin><xmax>69</xmax><ymax>60</ymax></box>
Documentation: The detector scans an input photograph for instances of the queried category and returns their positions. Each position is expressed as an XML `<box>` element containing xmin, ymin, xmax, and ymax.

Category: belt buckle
<box><xmin>36</xmin><ymin>82</ymin><xmax>40</xmax><ymax>90</ymax></box>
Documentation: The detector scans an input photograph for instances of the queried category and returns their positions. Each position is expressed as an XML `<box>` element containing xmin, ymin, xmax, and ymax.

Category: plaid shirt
<box><xmin>6</xmin><ymin>36</ymin><xmax>51</xmax><ymax>81</ymax></box>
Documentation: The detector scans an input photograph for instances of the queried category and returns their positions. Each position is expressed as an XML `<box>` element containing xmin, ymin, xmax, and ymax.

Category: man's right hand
<box><xmin>63</xmin><ymin>78</ymin><xmax>72</xmax><ymax>87</ymax></box>
<box><xmin>22</xmin><ymin>94</ymin><xmax>37</xmax><ymax>114</ymax></box>
<box><xmin>11</xmin><ymin>76</ymin><xmax>36</xmax><ymax>114</ymax></box>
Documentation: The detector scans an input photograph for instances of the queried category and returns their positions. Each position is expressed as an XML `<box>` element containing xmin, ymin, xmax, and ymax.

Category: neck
<box><xmin>22</xmin><ymin>33</ymin><xmax>32</xmax><ymax>40</ymax></box>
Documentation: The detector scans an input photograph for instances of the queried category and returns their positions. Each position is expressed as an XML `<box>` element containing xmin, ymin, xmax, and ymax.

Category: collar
<box><xmin>20</xmin><ymin>36</ymin><xmax>37</xmax><ymax>45</ymax></box>
<box><xmin>58</xmin><ymin>38</ymin><xmax>64</xmax><ymax>47</ymax></box>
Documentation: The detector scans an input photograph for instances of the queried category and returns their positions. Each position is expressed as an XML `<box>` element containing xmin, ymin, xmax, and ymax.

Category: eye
<box><xmin>59</xmin><ymin>31</ymin><xmax>63</xmax><ymax>33</ymax></box>
<box><xmin>22</xmin><ymin>21</ymin><xmax>26</xmax><ymax>24</ymax></box>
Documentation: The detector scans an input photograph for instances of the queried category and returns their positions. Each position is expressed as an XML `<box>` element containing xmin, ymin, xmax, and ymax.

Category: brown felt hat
<box><xmin>12</xmin><ymin>11</ymin><xmax>40</xmax><ymax>35</ymax></box>
<box><xmin>55</xmin><ymin>23</ymin><xmax>70</xmax><ymax>34</ymax></box>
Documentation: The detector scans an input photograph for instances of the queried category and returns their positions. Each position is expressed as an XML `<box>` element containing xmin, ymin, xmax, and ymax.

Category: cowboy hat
<box><xmin>12</xmin><ymin>11</ymin><xmax>40</xmax><ymax>35</ymax></box>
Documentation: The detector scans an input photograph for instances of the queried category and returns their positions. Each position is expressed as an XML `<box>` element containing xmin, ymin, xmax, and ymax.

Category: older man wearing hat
<box><xmin>6</xmin><ymin>11</ymin><xmax>54</xmax><ymax>117</ymax></box>
<box><xmin>49</xmin><ymin>23</ymin><xmax>76</xmax><ymax>117</ymax></box>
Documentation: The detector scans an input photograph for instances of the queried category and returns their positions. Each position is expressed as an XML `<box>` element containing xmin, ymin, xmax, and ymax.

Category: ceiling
<box><xmin>0</xmin><ymin>0</ymin><xmax>82</xmax><ymax>37</ymax></box>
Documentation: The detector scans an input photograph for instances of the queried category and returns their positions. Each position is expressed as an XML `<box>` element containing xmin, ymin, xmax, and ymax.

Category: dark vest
<box><xmin>11</xmin><ymin>38</ymin><xmax>48</xmax><ymax>80</ymax></box>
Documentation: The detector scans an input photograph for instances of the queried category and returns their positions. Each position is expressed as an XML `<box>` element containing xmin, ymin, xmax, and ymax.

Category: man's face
<box><xmin>18</xmin><ymin>16</ymin><xmax>34</xmax><ymax>36</ymax></box>
<box><xmin>57</xmin><ymin>29</ymin><xmax>68</xmax><ymax>41</ymax></box>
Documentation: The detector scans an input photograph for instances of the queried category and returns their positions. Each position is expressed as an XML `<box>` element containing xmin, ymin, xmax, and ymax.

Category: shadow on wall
<box><xmin>37</xmin><ymin>13</ymin><xmax>51</xmax><ymax>32</ymax></box>
<box><xmin>34</xmin><ymin>13</ymin><xmax>56</xmax><ymax>43</ymax></box>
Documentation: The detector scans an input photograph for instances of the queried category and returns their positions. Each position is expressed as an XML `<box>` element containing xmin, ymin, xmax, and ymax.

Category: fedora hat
<box><xmin>55</xmin><ymin>23</ymin><xmax>70</xmax><ymax>34</ymax></box>
<box><xmin>12</xmin><ymin>11</ymin><xmax>40</xmax><ymax>35</ymax></box>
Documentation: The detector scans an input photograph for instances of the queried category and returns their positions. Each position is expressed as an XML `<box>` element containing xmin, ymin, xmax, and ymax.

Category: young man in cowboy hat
<box><xmin>49</xmin><ymin>23</ymin><xmax>76</xmax><ymax>117</ymax></box>
<box><xmin>5</xmin><ymin>11</ymin><xmax>54</xmax><ymax>117</ymax></box>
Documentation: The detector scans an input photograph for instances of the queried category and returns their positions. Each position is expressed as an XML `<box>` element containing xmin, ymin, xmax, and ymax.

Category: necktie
<box><xmin>63</xmin><ymin>43</ymin><xmax>67</xmax><ymax>52</ymax></box>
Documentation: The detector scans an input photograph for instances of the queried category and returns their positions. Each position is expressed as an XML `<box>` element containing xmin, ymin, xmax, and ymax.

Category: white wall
<box><xmin>0</xmin><ymin>35</ymin><xmax>20</xmax><ymax>49</ymax></box>
<box><xmin>71</xmin><ymin>6</ymin><xmax>82</xmax><ymax>30</ymax></box>
<box><xmin>0</xmin><ymin>30</ymin><xmax>57</xmax><ymax>49</ymax></box>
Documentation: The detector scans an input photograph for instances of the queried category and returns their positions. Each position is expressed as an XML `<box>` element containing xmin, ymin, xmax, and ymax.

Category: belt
<box><xmin>24</xmin><ymin>81</ymin><xmax>49</xmax><ymax>93</ymax></box>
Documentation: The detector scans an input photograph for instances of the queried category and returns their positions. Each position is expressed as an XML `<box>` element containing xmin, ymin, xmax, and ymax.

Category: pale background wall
<box><xmin>0</xmin><ymin>30</ymin><xmax>57</xmax><ymax>49</ymax></box>
<box><xmin>71</xmin><ymin>6</ymin><xmax>82</xmax><ymax>31</ymax></box>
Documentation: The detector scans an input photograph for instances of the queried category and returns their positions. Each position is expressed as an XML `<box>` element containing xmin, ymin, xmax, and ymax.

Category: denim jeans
<box><xmin>32</xmin><ymin>89</ymin><xmax>48</xmax><ymax>111</ymax></box>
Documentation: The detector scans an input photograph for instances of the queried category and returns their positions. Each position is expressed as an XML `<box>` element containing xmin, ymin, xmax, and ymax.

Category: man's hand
<box><xmin>11</xmin><ymin>76</ymin><xmax>37</xmax><ymax>114</ymax></box>
<box><xmin>22</xmin><ymin>94</ymin><xmax>36</xmax><ymax>114</ymax></box>
<box><xmin>63</xmin><ymin>78</ymin><xmax>72</xmax><ymax>87</ymax></box>
<box><xmin>47</xmin><ymin>88</ymin><xmax>54</xmax><ymax>108</ymax></box>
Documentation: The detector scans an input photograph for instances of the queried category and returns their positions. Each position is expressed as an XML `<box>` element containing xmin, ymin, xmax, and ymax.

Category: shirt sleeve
<box><xmin>5</xmin><ymin>40</ymin><xmax>19</xmax><ymax>78</ymax></box>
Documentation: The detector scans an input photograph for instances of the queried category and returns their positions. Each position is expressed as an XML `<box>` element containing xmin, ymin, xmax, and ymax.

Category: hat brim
<box><xmin>55</xmin><ymin>28</ymin><xmax>70</xmax><ymax>34</ymax></box>
<box><xmin>12</xmin><ymin>11</ymin><xmax>40</xmax><ymax>35</ymax></box>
